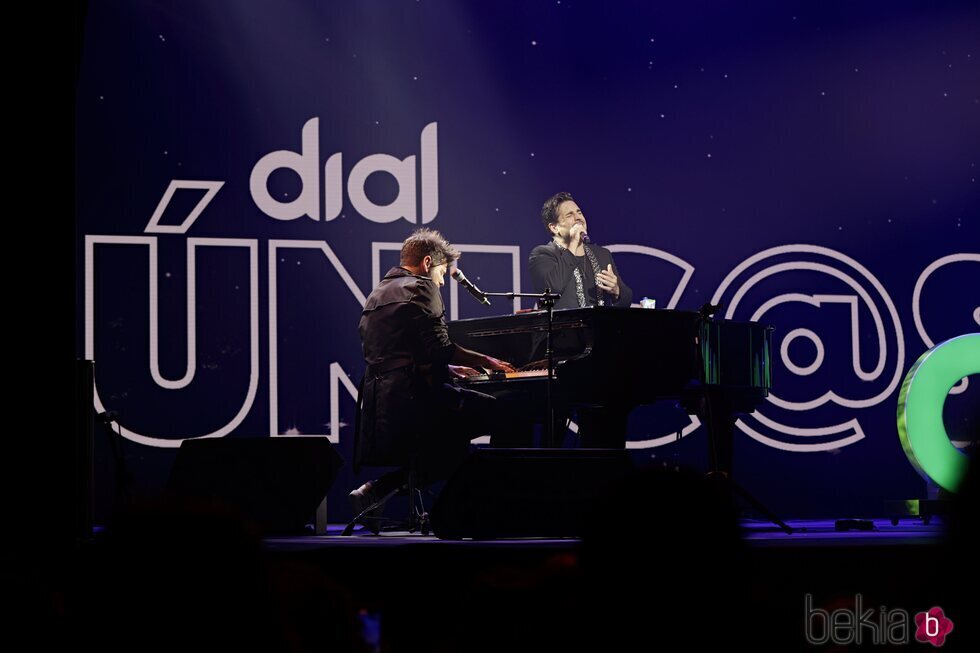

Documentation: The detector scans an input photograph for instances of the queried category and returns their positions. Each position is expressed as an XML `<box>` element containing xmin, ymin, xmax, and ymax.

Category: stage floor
<box><xmin>64</xmin><ymin>516</ymin><xmax>967</xmax><ymax>651</ymax></box>
<box><xmin>256</xmin><ymin>516</ymin><xmax>958</xmax><ymax>643</ymax></box>
<box><xmin>263</xmin><ymin>517</ymin><xmax>945</xmax><ymax>551</ymax></box>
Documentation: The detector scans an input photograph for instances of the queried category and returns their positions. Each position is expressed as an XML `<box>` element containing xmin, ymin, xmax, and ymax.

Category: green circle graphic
<box><xmin>897</xmin><ymin>333</ymin><xmax>980</xmax><ymax>492</ymax></box>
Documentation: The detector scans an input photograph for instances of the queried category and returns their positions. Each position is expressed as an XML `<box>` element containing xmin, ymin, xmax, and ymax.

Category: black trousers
<box><xmin>371</xmin><ymin>383</ymin><xmax>527</xmax><ymax>495</ymax></box>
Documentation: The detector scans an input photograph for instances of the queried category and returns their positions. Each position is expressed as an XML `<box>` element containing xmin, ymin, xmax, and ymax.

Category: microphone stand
<box><xmin>477</xmin><ymin>288</ymin><xmax>562</xmax><ymax>447</ymax></box>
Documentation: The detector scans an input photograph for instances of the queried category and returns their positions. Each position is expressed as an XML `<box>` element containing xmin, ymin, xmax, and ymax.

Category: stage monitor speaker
<box><xmin>431</xmin><ymin>448</ymin><xmax>632</xmax><ymax>539</ymax></box>
<box><xmin>168</xmin><ymin>437</ymin><xmax>343</xmax><ymax>535</ymax></box>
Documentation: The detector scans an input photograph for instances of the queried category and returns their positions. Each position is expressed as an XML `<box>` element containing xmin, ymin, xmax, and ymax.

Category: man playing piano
<box><xmin>349</xmin><ymin>228</ymin><xmax>517</xmax><ymax>516</ymax></box>
<box><xmin>529</xmin><ymin>192</ymin><xmax>633</xmax><ymax>310</ymax></box>
<box><xmin>528</xmin><ymin>192</ymin><xmax>634</xmax><ymax>448</ymax></box>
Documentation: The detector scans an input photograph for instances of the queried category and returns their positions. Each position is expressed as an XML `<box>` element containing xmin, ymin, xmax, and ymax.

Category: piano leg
<box><xmin>696</xmin><ymin>389</ymin><xmax>794</xmax><ymax>535</ymax></box>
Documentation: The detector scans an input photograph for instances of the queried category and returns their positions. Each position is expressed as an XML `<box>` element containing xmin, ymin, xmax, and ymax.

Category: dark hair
<box><xmin>540</xmin><ymin>192</ymin><xmax>575</xmax><ymax>233</ymax></box>
<box><xmin>399</xmin><ymin>228</ymin><xmax>461</xmax><ymax>266</ymax></box>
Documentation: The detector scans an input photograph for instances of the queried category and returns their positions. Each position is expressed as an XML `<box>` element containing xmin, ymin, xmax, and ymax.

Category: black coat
<box><xmin>355</xmin><ymin>267</ymin><xmax>455</xmax><ymax>467</ymax></box>
<box><xmin>528</xmin><ymin>242</ymin><xmax>633</xmax><ymax>310</ymax></box>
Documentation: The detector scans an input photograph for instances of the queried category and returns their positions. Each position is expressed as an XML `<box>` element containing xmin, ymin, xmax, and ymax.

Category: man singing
<box><xmin>529</xmin><ymin>192</ymin><xmax>633</xmax><ymax>309</ymax></box>
<box><xmin>528</xmin><ymin>192</ymin><xmax>634</xmax><ymax>448</ymax></box>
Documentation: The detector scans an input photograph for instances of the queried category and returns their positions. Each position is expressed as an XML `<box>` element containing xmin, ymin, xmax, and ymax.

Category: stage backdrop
<box><xmin>76</xmin><ymin>0</ymin><xmax>979</xmax><ymax>522</ymax></box>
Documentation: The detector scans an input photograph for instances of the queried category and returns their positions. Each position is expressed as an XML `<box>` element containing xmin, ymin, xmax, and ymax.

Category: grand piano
<box><xmin>448</xmin><ymin>306</ymin><xmax>772</xmax><ymax>476</ymax></box>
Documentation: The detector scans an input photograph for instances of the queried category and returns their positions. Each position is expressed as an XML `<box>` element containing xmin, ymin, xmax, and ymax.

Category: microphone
<box><xmin>580</xmin><ymin>230</ymin><xmax>591</xmax><ymax>244</ymax></box>
<box><xmin>452</xmin><ymin>268</ymin><xmax>491</xmax><ymax>306</ymax></box>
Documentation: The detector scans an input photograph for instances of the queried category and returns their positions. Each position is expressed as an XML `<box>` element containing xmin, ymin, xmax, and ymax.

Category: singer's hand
<box><xmin>449</xmin><ymin>365</ymin><xmax>482</xmax><ymax>379</ymax></box>
<box><xmin>596</xmin><ymin>264</ymin><xmax>619</xmax><ymax>299</ymax></box>
<box><xmin>481</xmin><ymin>355</ymin><xmax>516</xmax><ymax>373</ymax></box>
<box><xmin>568</xmin><ymin>222</ymin><xmax>588</xmax><ymax>248</ymax></box>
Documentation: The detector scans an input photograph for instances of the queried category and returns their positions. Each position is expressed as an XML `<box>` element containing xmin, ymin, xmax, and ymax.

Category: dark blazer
<box><xmin>528</xmin><ymin>242</ymin><xmax>633</xmax><ymax>310</ymax></box>
<box><xmin>355</xmin><ymin>267</ymin><xmax>454</xmax><ymax>467</ymax></box>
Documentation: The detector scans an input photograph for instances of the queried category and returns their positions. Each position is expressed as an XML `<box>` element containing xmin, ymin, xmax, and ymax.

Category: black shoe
<box><xmin>349</xmin><ymin>481</ymin><xmax>385</xmax><ymax>533</ymax></box>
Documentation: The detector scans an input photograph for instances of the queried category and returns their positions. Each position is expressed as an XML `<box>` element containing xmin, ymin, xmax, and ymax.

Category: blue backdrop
<box><xmin>76</xmin><ymin>0</ymin><xmax>979</xmax><ymax>522</ymax></box>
